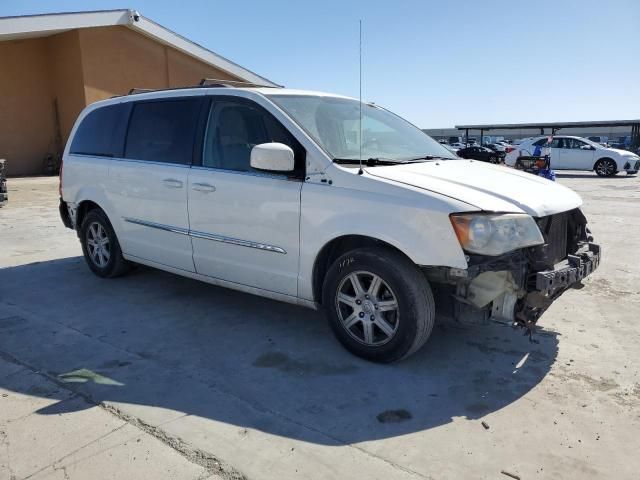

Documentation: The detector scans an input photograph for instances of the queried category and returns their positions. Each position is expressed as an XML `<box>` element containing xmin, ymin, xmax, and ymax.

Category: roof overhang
<box><xmin>0</xmin><ymin>9</ymin><xmax>278</xmax><ymax>87</ymax></box>
<box><xmin>456</xmin><ymin>120</ymin><xmax>640</xmax><ymax>131</ymax></box>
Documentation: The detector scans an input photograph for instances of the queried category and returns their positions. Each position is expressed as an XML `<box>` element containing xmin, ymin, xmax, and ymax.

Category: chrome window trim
<box><xmin>190</xmin><ymin>165</ymin><xmax>296</xmax><ymax>181</ymax></box>
<box><xmin>123</xmin><ymin>217</ymin><xmax>286</xmax><ymax>254</ymax></box>
<box><xmin>113</xmin><ymin>157</ymin><xmax>192</xmax><ymax>168</ymax></box>
<box><xmin>69</xmin><ymin>154</ymin><xmax>192</xmax><ymax>168</ymax></box>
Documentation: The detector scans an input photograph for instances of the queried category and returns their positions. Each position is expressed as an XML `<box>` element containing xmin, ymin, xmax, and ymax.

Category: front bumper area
<box><xmin>427</xmin><ymin>233</ymin><xmax>601</xmax><ymax>334</ymax></box>
<box><xmin>623</xmin><ymin>159</ymin><xmax>640</xmax><ymax>174</ymax></box>
<box><xmin>535</xmin><ymin>243</ymin><xmax>600</xmax><ymax>295</ymax></box>
<box><xmin>513</xmin><ymin>242</ymin><xmax>601</xmax><ymax>332</ymax></box>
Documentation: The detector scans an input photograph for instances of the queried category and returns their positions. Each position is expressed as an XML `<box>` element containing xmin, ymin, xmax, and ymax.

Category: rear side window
<box><xmin>70</xmin><ymin>104</ymin><xmax>129</xmax><ymax>157</ymax></box>
<box><xmin>532</xmin><ymin>138</ymin><xmax>548</xmax><ymax>147</ymax></box>
<box><xmin>124</xmin><ymin>99</ymin><xmax>201</xmax><ymax>165</ymax></box>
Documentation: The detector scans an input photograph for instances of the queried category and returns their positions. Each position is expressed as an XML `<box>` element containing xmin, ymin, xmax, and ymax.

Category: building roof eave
<box><xmin>0</xmin><ymin>9</ymin><xmax>278</xmax><ymax>87</ymax></box>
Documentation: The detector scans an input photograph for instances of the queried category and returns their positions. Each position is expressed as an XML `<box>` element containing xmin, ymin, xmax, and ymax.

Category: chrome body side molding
<box><xmin>123</xmin><ymin>217</ymin><xmax>190</xmax><ymax>236</ymax></box>
<box><xmin>123</xmin><ymin>217</ymin><xmax>287</xmax><ymax>254</ymax></box>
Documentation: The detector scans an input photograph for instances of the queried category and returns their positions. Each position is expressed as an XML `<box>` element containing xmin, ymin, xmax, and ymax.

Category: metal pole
<box><xmin>480</xmin><ymin>129</ymin><xmax>484</xmax><ymax>146</ymax></box>
<box><xmin>631</xmin><ymin>124</ymin><xmax>640</xmax><ymax>151</ymax></box>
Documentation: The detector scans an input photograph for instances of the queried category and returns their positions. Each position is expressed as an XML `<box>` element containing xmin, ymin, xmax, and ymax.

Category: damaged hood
<box><xmin>367</xmin><ymin>159</ymin><xmax>582</xmax><ymax>217</ymax></box>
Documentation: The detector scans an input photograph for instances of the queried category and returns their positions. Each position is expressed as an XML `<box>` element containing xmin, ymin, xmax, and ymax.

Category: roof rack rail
<box><xmin>122</xmin><ymin>78</ymin><xmax>283</xmax><ymax>97</ymax></box>
<box><xmin>128</xmin><ymin>88</ymin><xmax>155</xmax><ymax>95</ymax></box>
<box><xmin>198</xmin><ymin>78</ymin><xmax>283</xmax><ymax>89</ymax></box>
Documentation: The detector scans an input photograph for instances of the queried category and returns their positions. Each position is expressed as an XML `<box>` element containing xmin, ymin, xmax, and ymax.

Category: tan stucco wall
<box><xmin>47</xmin><ymin>30</ymin><xmax>86</xmax><ymax>143</ymax></box>
<box><xmin>1</xmin><ymin>25</ymin><xmax>247</xmax><ymax>176</ymax></box>
<box><xmin>79</xmin><ymin>26</ymin><xmax>241</xmax><ymax>105</ymax></box>
<box><xmin>0</xmin><ymin>37</ymin><xmax>56</xmax><ymax>176</ymax></box>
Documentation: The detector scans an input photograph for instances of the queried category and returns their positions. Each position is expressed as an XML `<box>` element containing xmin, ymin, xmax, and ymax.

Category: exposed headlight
<box><xmin>450</xmin><ymin>213</ymin><xmax>544</xmax><ymax>256</ymax></box>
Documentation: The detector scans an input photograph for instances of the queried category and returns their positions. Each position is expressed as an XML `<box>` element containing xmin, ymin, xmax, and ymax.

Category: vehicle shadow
<box><xmin>0</xmin><ymin>257</ymin><xmax>559</xmax><ymax>445</ymax></box>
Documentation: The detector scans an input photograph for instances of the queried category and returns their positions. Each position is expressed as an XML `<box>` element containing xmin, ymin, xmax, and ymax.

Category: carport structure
<box><xmin>455</xmin><ymin>120</ymin><xmax>640</xmax><ymax>148</ymax></box>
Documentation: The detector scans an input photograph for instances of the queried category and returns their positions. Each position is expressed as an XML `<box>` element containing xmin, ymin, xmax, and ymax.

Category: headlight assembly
<box><xmin>450</xmin><ymin>213</ymin><xmax>544</xmax><ymax>256</ymax></box>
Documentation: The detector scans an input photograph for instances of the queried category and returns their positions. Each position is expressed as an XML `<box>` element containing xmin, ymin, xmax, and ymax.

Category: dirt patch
<box><xmin>465</xmin><ymin>403</ymin><xmax>491</xmax><ymax>415</ymax></box>
<box><xmin>584</xmin><ymin>278</ymin><xmax>639</xmax><ymax>301</ymax></box>
<box><xmin>0</xmin><ymin>316</ymin><xmax>27</xmax><ymax>329</ymax></box>
<box><xmin>99</xmin><ymin>359</ymin><xmax>133</xmax><ymax>369</ymax></box>
<box><xmin>253</xmin><ymin>351</ymin><xmax>357</xmax><ymax>376</ymax></box>
<box><xmin>376</xmin><ymin>409</ymin><xmax>412</xmax><ymax>423</ymax></box>
<box><xmin>563</xmin><ymin>372</ymin><xmax>619</xmax><ymax>392</ymax></box>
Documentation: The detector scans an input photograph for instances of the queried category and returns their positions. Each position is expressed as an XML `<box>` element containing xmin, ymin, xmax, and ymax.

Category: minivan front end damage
<box><xmin>427</xmin><ymin>208</ymin><xmax>600</xmax><ymax>333</ymax></box>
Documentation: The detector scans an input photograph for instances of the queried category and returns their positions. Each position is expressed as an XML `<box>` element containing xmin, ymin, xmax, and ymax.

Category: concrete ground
<box><xmin>0</xmin><ymin>174</ymin><xmax>638</xmax><ymax>480</ymax></box>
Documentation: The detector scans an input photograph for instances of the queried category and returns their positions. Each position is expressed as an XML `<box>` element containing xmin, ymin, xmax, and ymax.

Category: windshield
<box><xmin>266</xmin><ymin>95</ymin><xmax>457</xmax><ymax>162</ymax></box>
<box><xmin>580</xmin><ymin>137</ymin><xmax>604</xmax><ymax>148</ymax></box>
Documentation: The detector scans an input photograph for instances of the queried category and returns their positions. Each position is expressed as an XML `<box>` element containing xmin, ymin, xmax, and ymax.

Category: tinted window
<box><xmin>567</xmin><ymin>138</ymin><xmax>587</xmax><ymax>149</ymax></box>
<box><xmin>549</xmin><ymin>138</ymin><xmax>564</xmax><ymax>148</ymax></box>
<box><xmin>125</xmin><ymin>100</ymin><xmax>200</xmax><ymax>164</ymax></box>
<box><xmin>70</xmin><ymin>104</ymin><xmax>129</xmax><ymax>157</ymax></box>
<box><xmin>202</xmin><ymin>99</ymin><xmax>304</xmax><ymax>175</ymax></box>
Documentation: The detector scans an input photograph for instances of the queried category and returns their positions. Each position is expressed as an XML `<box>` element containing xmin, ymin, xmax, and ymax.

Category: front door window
<box><xmin>202</xmin><ymin>100</ymin><xmax>305</xmax><ymax>177</ymax></box>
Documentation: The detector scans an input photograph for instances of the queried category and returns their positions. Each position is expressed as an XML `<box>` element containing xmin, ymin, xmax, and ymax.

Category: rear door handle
<box><xmin>192</xmin><ymin>183</ymin><xmax>216</xmax><ymax>193</ymax></box>
<box><xmin>163</xmin><ymin>178</ymin><xmax>183</xmax><ymax>188</ymax></box>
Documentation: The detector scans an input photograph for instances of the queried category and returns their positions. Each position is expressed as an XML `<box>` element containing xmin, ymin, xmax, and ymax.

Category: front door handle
<box><xmin>163</xmin><ymin>178</ymin><xmax>183</xmax><ymax>188</ymax></box>
<box><xmin>192</xmin><ymin>183</ymin><xmax>216</xmax><ymax>193</ymax></box>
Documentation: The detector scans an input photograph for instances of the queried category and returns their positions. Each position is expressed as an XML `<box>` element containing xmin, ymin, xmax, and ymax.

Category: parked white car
<box><xmin>60</xmin><ymin>86</ymin><xmax>601</xmax><ymax>362</ymax></box>
<box><xmin>506</xmin><ymin>135</ymin><xmax>640</xmax><ymax>176</ymax></box>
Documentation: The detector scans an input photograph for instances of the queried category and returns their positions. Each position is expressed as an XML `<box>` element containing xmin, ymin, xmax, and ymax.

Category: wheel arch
<box><xmin>311</xmin><ymin>234</ymin><xmax>415</xmax><ymax>306</ymax></box>
<box><xmin>593</xmin><ymin>156</ymin><xmax>617</xmax><ymax>171</ymax></box>
<box><xmin>70</xmin><ymin>185</ymin><xmax>119</xmax><ymax>237</ymax></box>
<box><xmin>76</xmin><ymin>200</ymin><xmax>103</xmax><ymax>231</ymax></box>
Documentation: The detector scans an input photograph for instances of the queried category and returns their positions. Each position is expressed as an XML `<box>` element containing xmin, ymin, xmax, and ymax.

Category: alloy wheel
<box><xmin>597</xmin><ymin>160</ymin><xmax>615</xmax><ymax>176</ymax></box>
<box><xmin>335</xmin><ymin>271</ymin><xmax>399</xmax><ymax>346</ymax></box>
<box><xmin>86</xmin><ymin>221</ymin><xmax>110</xmax><ymax>268</ymax></box>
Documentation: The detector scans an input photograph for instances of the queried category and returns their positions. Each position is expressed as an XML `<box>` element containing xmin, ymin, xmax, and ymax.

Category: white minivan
<box><xmin>60</xmin><ymin>85</ymin><xmax>600</xmax><ymax>362</ymax></box>
<box><xmin>506</xmin><ymin>135</ymin><xmax>640</xmax><ymax>176</ymax></box>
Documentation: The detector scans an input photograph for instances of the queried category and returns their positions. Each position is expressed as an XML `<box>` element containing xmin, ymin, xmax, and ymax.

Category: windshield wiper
<box><xmin>402</xmin><ymin>155</ymin><xmax>453</xmax><ymax>162</ymax></box>
<box><xmin>333</xmin><ymin>157</ymin><xmax>409</xmax><ymax>166</ymax></box>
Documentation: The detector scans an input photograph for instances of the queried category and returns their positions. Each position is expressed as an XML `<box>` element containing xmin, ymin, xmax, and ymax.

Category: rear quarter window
<box><xmin>70</xmin><ymin>104</ymin><xmax>130</xmax><ymax>157</ymax></box>
<box><xmin>124</xmin><ymin>99</ymin><xmax>201</xmax><ymax>165</ymax></box>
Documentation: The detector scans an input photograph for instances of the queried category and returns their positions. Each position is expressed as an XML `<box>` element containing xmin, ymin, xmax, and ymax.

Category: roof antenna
<box><xmin>358</xmin><ymin>19</ymin><xmax>364</xmax><ymax>175</ymax></box>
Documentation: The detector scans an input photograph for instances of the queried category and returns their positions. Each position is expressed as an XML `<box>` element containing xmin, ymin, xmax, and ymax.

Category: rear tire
<box><xmin>80</xmin><ymin>209</ymin><xmax>130</xmax><ymax>278</ymax></box>
<box><xmin>322</xmin><ymin>247</ymin><xmax>435</xmax><ymax>363</ymax></box>
<box><xmin>594</xmin><ymin>158</ymin><xmax>617</xmax><ymax>177</ymax></box>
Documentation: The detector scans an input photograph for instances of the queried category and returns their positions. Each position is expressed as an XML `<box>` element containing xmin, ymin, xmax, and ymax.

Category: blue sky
<box><xmin>2</xmin><ymin>0</ymin><xmax>639</xmax><ymax>128</ymax></box>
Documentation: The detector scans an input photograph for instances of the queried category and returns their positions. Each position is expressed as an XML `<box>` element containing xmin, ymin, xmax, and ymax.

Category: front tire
<box><xmin>322</xmin><ymin>247</ymin><xmax>435</xmax><ymax>363</ymax></box>
<box><xmin>80</xmin><ymin>209</ymin><xmax>130</xmax><ymax>278</ymax></box>
<box><xmin>595</xmin><ymin>158</ymin><xmax>617</xmax><ymax>177</ymax></box>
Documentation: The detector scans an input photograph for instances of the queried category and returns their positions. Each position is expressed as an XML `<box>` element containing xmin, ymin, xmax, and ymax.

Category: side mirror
<box><xmin>250</xmin><ymin>143</ymin><xmax>295</xmax><ymax>172</ymax></box>
<box><xmin>580</xmin><ymin>145</ymin><xmax>595</xmax><ymax>150</ymax></box>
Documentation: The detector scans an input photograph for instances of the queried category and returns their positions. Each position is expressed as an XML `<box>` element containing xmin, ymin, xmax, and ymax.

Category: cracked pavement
<box><xmin>0</xmin><ymin>355</ymin><xmax>218</xmax><ymax>480</ymax></box>
<box><xmin>1</xmin><ymin>175</ymin><xmax>639</xmax><ymax>479</ymax></box>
